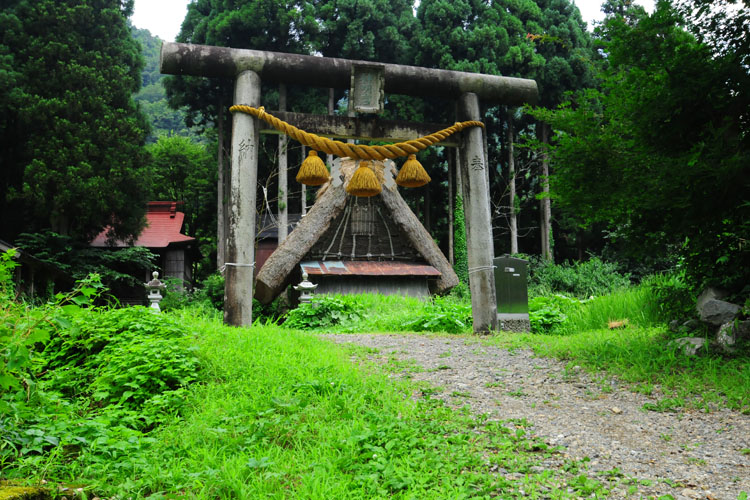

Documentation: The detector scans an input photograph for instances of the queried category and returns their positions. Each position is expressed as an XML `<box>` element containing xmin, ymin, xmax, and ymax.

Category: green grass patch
<box><xmin>489</xmin><ymin>327</ymin><xmax>750</xmax><ymax>411</ymax></box>
<box><xmin>283</xmin><ymin>293</ymin><xmax>472</xmax><ymax>334</ymax></box>
<box><xmin>555</xmin><ymin>286</ymin><xmax>662</xmax><ymax>334</ymax></box>
<box><xmin>3</xmin><ymin>304</ymin><xmax>610</xmax><ymax>498</ymax></box>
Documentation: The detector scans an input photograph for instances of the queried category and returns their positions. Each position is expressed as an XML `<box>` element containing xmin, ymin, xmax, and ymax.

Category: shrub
<box><xmin>528</xmin><ymin>294</ymin><xmax>583</xmax><ymax>334</ymax></box>
<box><xmin>202</xmin><ymin>272</ymin><xmax>225</xmax><ymax>310</ymax></box>
<box><xmin>284</xmin><ymin>295</ymin><xmax>361</xmax><ymax>330</ymax></box>
<box><xmin>641</xmin><ymin>272</ymin><xmax>696</xmax><ymax>323</ymax></box>
<box><xmin>401</xmin><ymin>296</ymin><xmax>472</xmax><ymax>334</ymax></box>
<box><xmin>528</xmin><ymin>256</ymin><xmax>631</xmax><ymax>299</ymax></box>
<box><xmin>1</xmin><ymin>275</ymin><xmax>203</xmax><ymax>467</ymax></box>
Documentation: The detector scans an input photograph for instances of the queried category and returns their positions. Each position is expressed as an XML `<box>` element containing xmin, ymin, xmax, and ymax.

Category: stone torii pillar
<box><xmin>160</xmin><ymin>42</ymin><xmax>538</xmax><ymax>331</ymax></box>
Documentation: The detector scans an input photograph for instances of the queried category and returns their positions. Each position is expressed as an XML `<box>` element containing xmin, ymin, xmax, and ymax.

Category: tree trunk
<box><xmin>217</xmin><ymin>99</ymin><xmax>226</xmax><ymax>268</ymax></box>
<box><xmin>508</xmin><ymin>113</ymin><xmax>518</xmax><ymax>255</ymax></box>
<box><xmin>327</xmin><ymin>88</ymin><xmax>335</xmax><ymax>168</ymax></box>
<box><xmin>448</xmin><ymin>148</ymin><xmax>454</xmax><ymax>265</ymax></box>
<box><xmin>424</xmin><ymin>186</ymin><xmax>431</xmax><ymax>233</ymax></box>
<box><xmin>301</xmin><ymin>145</ymin><xmax>307</xmax><ymax>216</ymax></box>
<box><xmin>539</xmin><ymin>121</ymin><xmax>552</xmax><ymax>261</ymax></box>
<box><xmin>278</xmin><ymin>84</ymin><xmax>288</xmax><ymax>243</ymax></box>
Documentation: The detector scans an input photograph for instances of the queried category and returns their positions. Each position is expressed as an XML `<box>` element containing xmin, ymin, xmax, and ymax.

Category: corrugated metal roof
<box><xmin>301</xmin><ymin>260</ymin><xmax>441</xmax><ymax>277</ymax></box>
<box><xmin>90</xmin><ymin>201</ymin><xmax>195</xmax><ymax>249</ymax></box>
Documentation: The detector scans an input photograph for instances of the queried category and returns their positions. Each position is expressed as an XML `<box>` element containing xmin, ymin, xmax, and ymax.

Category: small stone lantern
<box><xmin>145</xmin><ymin>271</ymin><xmax>166</xmax><ymax>312</ymax></box>
<box><xmin>293</xmin><ymin>271</ymin><xmax>318</xmax><ymax>304</ymax></box>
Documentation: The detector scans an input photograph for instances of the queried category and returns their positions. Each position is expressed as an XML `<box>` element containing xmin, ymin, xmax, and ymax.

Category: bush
<box><xmin>528</xmin><ymin>256</ymin><xmax>631</xmax><ymax>299</ymax></box>
<box><xmin>641</xmin><ymin>272</ymin><xmax>696</xmax><ymax>324</ymax></box>
<box><xmin>1</xmin><ymin>274</ymin><xmax>202</xmax><ymax>467</ymax></box>
<box><xmin>529</xmin><ymin>294</ymin><xmax>583</xmax><ymax>334</ymax></box>
<box><xmin>284</xmin><ymin>295</ymin><xmax>361</xmax><ymax>330</ymax></box>
<box><xmin>401</xmin><ymin>296</ymin><xmax>472</xmax><ymax>334</ymax></box>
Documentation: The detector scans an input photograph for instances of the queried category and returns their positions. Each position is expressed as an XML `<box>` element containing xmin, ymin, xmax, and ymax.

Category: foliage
<box><xmin>130</xmin><ymin>27</ymin><xmax>198</xmax><ymax>142</ymax></box>
<box><xmin>146</xmin><ymin>135</ymin><xmax>216</xmax><ymax>256</ymax></box>
<box><xmin>315</xmin><ymin>0</ymin><xmax>416</xmax><ymax>64</ymax></box>
<box><xmin>1</xmin><ymin>274</ymin><xmax>202</xmax><ymax>474</ymax></box>
<box><xmin>528</xmin><ymin>255</ymin><xmax>631</xmax><ymax>299</ymax></box>
<box><xmin>201</xmin><ymin>272</ymin><xmax>225</xmax><ymax>310</ymax></box>
<box><xmin>641</xmin><ymin>272</ymin><xmax>697</xmax><ymax>324</ymax></box>
<box><xmin>284</xmin><ymin>294</ymin><xmax>361</xmax><ymax>330</ymax></box>
<box><xmin>5</xmin><ymin>307</ymin><xmax>608</xmax><ymax>497</ymax></box>
<box><xmin>554</xmin><ymin>285</ymin><xmax>661</xmax><ymax>335</ymax></box>
<box><xmin>0</xmin><ymin>0</ymin><xmax>150</xmax><ymax>242</ymax></box>
<box><xmin>529</xmin><ymin>3</ymin><xmax>750</xmax><ymax>293</ymax></box>
<box><xmin>453</xmin><ymin>195</ymin><xmax>469</xmax><ymax>285</ymax></box>
<box><xmin>528</xmin><ymin>294</ymin><xmax>583</xmax><ymax>334</ymax></box>
<box><xmin>401</xmin><ymin>296</ymin><xmax>472</xmax><ymax>334</ymax></box>
<box><xmin>14</xmin><ymin>231</ymin><xmax>156</xmax><ymax>293</ymax></box>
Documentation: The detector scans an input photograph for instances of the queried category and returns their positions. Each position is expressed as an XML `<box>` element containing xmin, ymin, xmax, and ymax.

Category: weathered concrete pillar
<box><xmin>224</xmin><ymin>70</ymin><xmax>260</xmax><ymax>326</ymax></box>
<box><xmin>458</xmin><ymin>92</ymin><xmax>498</xmax><ymax>333</ymax></box>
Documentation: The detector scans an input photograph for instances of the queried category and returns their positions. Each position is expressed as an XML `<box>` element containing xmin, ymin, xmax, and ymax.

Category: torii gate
<box><xmin>160</xmin><ymin>42</ymin><xmax>538</xmax><ymax>333</ymax></box>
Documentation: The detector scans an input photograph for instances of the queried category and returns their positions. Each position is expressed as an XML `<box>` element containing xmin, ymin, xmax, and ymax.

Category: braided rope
<box><xmin>229</xmin><ymin>105</ymin><xmax>484</xmax><ymax>161</ymax></box>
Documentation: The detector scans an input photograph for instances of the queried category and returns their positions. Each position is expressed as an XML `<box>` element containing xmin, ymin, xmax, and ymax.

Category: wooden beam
<box><xmin>254</xmin><ymin>180</ymin><xmax>348</xmax><ymax>304</ymax></box>
<box><xmin>257</xmin><ymin>111</ymin><xmax>459</xmax><ymax>146</ymax></box>
<box><xmin>160</xmin><ymin>42</ymin><xmax>538</xmax><ymax>106</ymax></box>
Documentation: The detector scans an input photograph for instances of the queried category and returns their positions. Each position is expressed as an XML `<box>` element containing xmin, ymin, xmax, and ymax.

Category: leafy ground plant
<box><xmin>32</xmin><ymin>315</ymin><xmax>611</xmax><ymax>498</ymax></box>
<box><xmin>1</xmin><ymin>271</ymin><xmax>202</xmax><ymax>477</ymax></box>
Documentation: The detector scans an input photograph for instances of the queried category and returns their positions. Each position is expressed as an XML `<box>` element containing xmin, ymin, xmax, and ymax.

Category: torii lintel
<box><xmin>160</xmin><ymin>42</ymin><xmax>538</xmax><ymax>106</ymax></box>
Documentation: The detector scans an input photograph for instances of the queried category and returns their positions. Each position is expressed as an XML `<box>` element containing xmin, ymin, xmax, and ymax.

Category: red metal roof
<box><xmin>90</xmin><ymin>201</ymin><xmax>195</xmax><ymax>249</ymax></box>
<box><xmin>300</xmin><ymin>260</ymin><xmax>441</xmax><ymax>277</ymax></box>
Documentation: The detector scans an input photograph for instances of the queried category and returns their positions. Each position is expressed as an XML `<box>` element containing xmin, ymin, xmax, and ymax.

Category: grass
<box><xmin>489</xmin><ymin>327</ymin><xmax>750</xmax><ymax>412</ymax></box>
<box><xmin>7</xmin><ymin>309</ymin><xmax>612</xmax><ymax>498</ymax></box>
<box><xmin>553</xmin><ymin>286</ymin><xmax>662</xmax><ymax>334</ymax></box>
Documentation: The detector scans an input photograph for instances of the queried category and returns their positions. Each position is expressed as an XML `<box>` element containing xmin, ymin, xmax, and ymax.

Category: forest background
<box><xmin>0</xmin><ymin>0</ymin><xmax>748</xmax><ymax>297</ymax></box>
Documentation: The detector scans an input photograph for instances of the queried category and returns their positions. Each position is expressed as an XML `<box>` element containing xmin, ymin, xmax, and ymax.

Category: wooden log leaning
<box><xmin>379</xmin><ymin>185</ymin><xmax>459</xmax><ymax>295</ymax></box>
<box><xmin>254</xmin><ymin>182</ymin><xmax>348</xmax><ymax>304</ymax></box>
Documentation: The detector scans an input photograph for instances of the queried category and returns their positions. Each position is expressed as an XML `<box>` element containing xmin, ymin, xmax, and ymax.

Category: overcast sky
<box><xmin>130</xmin><ymin>0</ymin><xmax>656</xmax><ymax>42</ymax></box>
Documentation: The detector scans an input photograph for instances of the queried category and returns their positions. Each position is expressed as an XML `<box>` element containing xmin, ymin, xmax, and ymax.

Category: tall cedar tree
<box><xmin>0</xmin><ymin>0</ymin><xmax>150</xmax><ymax>242</ymax></box>
<box><xmin>530</xmin><ymin>3</ymin><xmax>750</xmax><ymax>292</ymax></box>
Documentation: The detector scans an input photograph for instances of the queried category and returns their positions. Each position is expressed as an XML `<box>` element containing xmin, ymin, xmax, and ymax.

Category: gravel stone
<box><xmin>323</xmin><ymin>333</ymin><xmax>750</xmax><ymax>499</ymax></box>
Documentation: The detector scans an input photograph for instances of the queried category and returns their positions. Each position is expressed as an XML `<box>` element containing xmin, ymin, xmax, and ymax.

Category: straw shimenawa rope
<box><xmin>229</xmin><ymin>105</ymin><xmax>484</xmax><ymax>161</ymax></box>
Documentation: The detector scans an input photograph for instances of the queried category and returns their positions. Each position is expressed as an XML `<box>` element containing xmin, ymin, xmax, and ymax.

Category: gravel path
<box><xmin>322</xmin><ymin>333</ymin><xmax>750</xmax><ymax>500</ymax></box>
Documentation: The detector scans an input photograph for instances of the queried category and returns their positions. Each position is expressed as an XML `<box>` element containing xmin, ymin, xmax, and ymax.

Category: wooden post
<box><xmin>508</xmin><ymin>112</ymin><xmax>518</xmax><ymax>255</ymax></box>
<box><xmin>278</xmin><ymin>84</ymin><xmax>288</xmax><ymax>243</ymax></box>
<box><xmin>458</xmin><ymin>92</ymin><xmax>498</xmax><ymax>334</ymax></box>
<box><xmin>224</xmin><ymin>70</ymin><xmax>260</xmax><ymax>326</ymax></box>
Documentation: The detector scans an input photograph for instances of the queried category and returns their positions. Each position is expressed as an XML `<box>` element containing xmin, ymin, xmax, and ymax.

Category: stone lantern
<box><xmin>145</xmin><ymin>271</ymin><xmax>166</xmax><ymax>312</ymax></box>
<box><xmin>293</xmin><ymin>271</ymin><xmax>318</xmax><ymax>304</ymax></box>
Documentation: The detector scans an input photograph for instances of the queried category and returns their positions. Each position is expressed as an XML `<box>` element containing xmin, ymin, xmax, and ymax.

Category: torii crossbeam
<box><xmin>160</xmin><ymin>42</ymin><xmax>538</xmax><ymax>333</ymax></box>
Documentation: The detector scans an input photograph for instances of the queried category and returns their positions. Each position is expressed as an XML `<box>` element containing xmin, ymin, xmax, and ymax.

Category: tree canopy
<box><xmin>0</xmin><ymin>0</ymin><xmax>150</xmax><ymax>242</ymax></box>
<box><xmin>530</xmin><ymin>2</ymin><xmax>750</xmax><ymax>292</ymax></box>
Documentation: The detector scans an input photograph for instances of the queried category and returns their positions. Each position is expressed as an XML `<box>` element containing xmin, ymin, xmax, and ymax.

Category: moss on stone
<box><xmin>0</xmin><ymin>485</ymin><xmax>50</xmax><ymax>500</ymax></box>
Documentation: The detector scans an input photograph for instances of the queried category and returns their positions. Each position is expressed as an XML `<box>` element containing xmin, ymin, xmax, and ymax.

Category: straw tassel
<box><xmin>296</xmin><ymin>150</ymin><xmax>329</xmax><ymax>186</ymax></box>
<box><xmin>346</xmin><ymin>161</ymin><xmax>381</xmax><ymax>197</ymax></box>
<box><xmin>396</xmin><ymin>154</ymin><xmax>431</xmax><ymax>188</ymax></box>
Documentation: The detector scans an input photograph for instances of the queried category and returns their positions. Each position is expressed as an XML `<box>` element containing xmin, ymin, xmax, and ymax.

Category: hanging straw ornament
<box><xmin>395</xmin><ymin>154</ymin><xmax>431</xmax><ymax>188</ymax></box>
<box><xmin>296</xmin><ymin>150</ymin><xmax>330</xmax><ymax>186</ymax></box>
<box><xmin>346</xmin><ymin>161</ymin><xmax>381</xmax><ymax>197</ymax></box>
